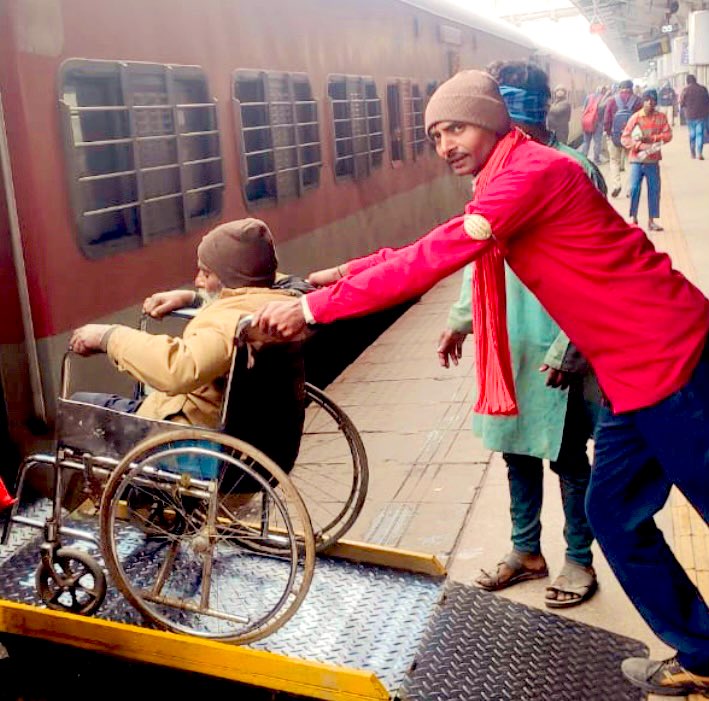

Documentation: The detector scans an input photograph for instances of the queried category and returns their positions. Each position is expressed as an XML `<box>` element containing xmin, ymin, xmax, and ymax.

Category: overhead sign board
<box><xmin>636</xmin><ymin>35</ymin><xmax>671</xmax><ymax>61</ymax></box>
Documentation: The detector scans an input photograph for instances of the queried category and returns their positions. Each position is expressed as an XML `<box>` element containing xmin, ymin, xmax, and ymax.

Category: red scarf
<box><xmin>470</xmin><ymin>128</ymin><xmax>527</xmax><ymax>416</ymax></box>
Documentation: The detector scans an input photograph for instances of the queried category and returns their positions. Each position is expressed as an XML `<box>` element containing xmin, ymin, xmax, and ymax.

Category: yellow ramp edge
<box><xmin>0</xmin><ymin>600</ymin><xmax>389</xmax><ymax>701</ymax></box>
<box><xmin>322</xmin><ymin>538</ymin><xmax>447</xmax><ymax>577</ymax></box>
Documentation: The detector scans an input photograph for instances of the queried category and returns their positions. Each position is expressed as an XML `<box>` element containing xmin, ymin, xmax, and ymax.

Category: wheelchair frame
<box><xmin>1</xmin><ymin>315</ymin><xmax>369</xmax><ymax>643</ymax></box>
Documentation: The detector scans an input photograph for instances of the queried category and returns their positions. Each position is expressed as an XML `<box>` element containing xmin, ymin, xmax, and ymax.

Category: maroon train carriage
<box><xmin>0</xmin><ymin>0</ymin><xmax>604</xmax><ymax>468</ymax></box>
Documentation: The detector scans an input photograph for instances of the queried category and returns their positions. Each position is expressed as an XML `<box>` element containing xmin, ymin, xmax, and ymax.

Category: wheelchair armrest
<box><xmin>138</xmin><ymin>306</ymin><xmax>197</xmax><ymax>332</ymax></box>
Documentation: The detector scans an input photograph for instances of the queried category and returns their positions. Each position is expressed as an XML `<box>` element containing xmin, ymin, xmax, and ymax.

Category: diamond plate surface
<box><xmin>0</xmin><ymin>500</ymin><xmax>53</xmax><ymax>568</ymax></box>
<box><xmin>401</xmin><ymin>582</ymin><xmax>649</xmax><ymax>701</ymax></box>
<box><xmin>0</xmin><ymin>510</ymin><xmax>444</xmax><ymax>694</ymax></box>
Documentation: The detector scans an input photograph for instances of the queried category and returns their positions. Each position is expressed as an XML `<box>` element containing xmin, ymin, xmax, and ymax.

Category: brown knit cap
<box><xmin>425</xmin><ymin>70</ymin><xmax>511</xmax><ymax>136</ymax></box>
<box><xmin>197</xmin><ymin>219</ymin><xmax>278</xmax><ymax>288</ymax></box>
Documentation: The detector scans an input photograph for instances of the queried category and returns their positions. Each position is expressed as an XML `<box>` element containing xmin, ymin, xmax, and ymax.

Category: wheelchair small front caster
<box><xmin>35</xmin><ymin>547</ymin><xmax>107</xmax><ymax>615</ymax></box>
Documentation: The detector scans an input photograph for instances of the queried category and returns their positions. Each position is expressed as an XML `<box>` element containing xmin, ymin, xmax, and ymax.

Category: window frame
<box><xmin>327</xmin><ymin>73</ymin><xmax>384</xmax><ymax>182</ymax></box>
<box><xmin>386</xmin><ymin>77</ymin><xmax>426</xmax><ymax>165</ymax></box>
<box><xmin>232</xmin><ymin>69</ymin><xmax>322</xmax><ymax>209</ymax></box>
<box><xmin>59</xmin><ymin>58</ymin><xmax>224</xmax><ymax>259</ymax></box>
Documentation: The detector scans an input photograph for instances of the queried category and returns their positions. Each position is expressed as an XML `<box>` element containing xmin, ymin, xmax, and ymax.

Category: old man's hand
<box><xmin>307</xmin><ymin>265</ymin><xmax>346</xmax><ymax>288</ymax></box>
<box><xmin>143</xmin><ymin>289</ymin><xmax>196</xmax><ymax>319</ymax></box>
<box><xmin>69</xmin><ymin>324</ymin><xmax>113</xmax><ymax>356</ymax></box>
<box><xmin>252</xmin><ymin>300</ymin><xmax>307</xmax><ymax>340</ymax></box>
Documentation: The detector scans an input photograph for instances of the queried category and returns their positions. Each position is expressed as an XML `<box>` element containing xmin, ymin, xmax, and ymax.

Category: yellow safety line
<box><xmin>323</xmin><ymin>538</ymin><xmax>447</xmax><ymax>577</ymax></box>
<box><xmin>0</xmin><ymin>600</ymin><xmax>389</xmax><ymax>701</ymax></box>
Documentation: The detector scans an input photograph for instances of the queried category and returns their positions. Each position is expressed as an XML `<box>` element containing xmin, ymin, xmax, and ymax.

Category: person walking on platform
<box><xmin>254</xmin><ymin>69</ymin><xmax>709</xmax><ymax>697</ymax></box>
<box><xmin>658</xmin><ymin>80</ymin><xmax>677</xmax><ymax>126</ymax></box>
<box><xmin>621</xmin><ymin>88</ymin><xmax>672</xmax><ymax>232</ymax></box>
<box><xmin>579</xmin><ymin>86</ymin><xmax>607</xmax><ymax>164</ymax></box>
<box><xmin>546</xmin><ymin>85</ymin><xmax>571</xmax><ymax>145</ymax></box>
<box><xmin>437</xmin><ymin>60</ymin><xmax>603</xmax><ymax>609</ymax></box>
<box><xmin>680</xmin><ymin>74</ymin><xmax>709</xmax><ymax>159</ymax></box>
<box><xmin>604</xmin><ymin>79</ymin><xmax>641</xmax><ymax>198</ymax></box>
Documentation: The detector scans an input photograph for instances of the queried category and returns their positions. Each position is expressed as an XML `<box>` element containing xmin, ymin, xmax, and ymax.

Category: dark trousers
<box><xmin>71</xmin><ymin>392</ymin><xmax>142</xmax><ymax>413</ymax></box>
<box><xmin>587</xmin><ymin>346</ymin><xmax>709</xmax><ymax>673</ymax></box>
<box><xmin>503</xmin><ymin>389</ymin><xmax>594</xmax><ymax>567</ymax></box>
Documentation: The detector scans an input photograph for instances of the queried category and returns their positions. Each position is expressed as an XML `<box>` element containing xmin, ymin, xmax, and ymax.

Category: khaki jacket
<box><xmin>106</xmin><ymin>287</ymin><xmax>297</xmax><ymax>428</ymax></box>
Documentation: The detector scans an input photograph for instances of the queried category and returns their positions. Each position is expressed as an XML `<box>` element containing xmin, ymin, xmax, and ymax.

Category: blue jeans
<box><xmin>504</xmin><ymin>389</ymin><xmax>594</xmax><ymax>567</ymax></box>
<box><xmin>628</xmin><ymin>162</ymin><xmax>661</xmax><ymax>219</ymax></box>
<box><xmin>688</xmin><ymin>118</ymin><xmax>706</xmax><ymax>158</ymax></box>
<box><xmin>71</xmin><ymin>392</ymin><xmax>142</xmax><ymax>413</ymax></box>
<box><xmin>586</xmin><ymin>343</ymin><xmax>709</xmax><ymax>673</ymax></box>
<box><xmin>579</xmin><ymin>127</ymin><xmax>603</xmax><ymax>163</ymax></box>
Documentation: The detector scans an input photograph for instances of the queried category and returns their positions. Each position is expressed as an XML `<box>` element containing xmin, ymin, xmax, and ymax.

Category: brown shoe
<box><xmin>622</xmin><ymin>656</ymin><xmax>709</xmax><ymax>696</ymax></box>
<box><xmin>475</xmin><ymin>550</ymin><xmax>548</xmax><ymax>591</ymax></box>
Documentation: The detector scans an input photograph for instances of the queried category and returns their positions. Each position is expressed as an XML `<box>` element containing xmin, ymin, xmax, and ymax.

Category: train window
<box><xmin>410</xmin><ymin>84</ymin><xmax>426</xmax><ymax>158</ymax></box>
<box><xmin>59</xmin><ymin>60</ymin><xmax>223</xmax><ymax>258</ymax></box>
<box><xmin>233</xmin><ymin>70</ymin><xmax>321</xmax><ymax>207</ymax></box>
<box><xmin>327</xmin><ymin>75</ymin><xmax>384</xmax><ymax>180</ymax></box>
<box><xmin>387</xmin><ymin>79</ymin><xmax>426</xmax><ymax>164</ymax></box>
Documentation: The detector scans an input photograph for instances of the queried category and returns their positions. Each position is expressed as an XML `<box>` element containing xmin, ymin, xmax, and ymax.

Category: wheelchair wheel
<box><xmin>99</xmin><ymin>430</ymin><xmax>315</xmax><ymax>643</ymax></box>
<box><xmin>35</xmin><ymin>547</ymin><xmax>107</xmax><ymax>615</ymax></box>
<box><xmin>291</xmin><ymin>383</ymin><xmax>369</xmax><ymax>550</ymax></box>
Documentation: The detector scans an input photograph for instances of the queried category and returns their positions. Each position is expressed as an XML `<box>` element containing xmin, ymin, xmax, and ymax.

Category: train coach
<box><xmin>0</xmin><ymin>0</ymin><xmax>606</xmax><ymax>469</ymax></box>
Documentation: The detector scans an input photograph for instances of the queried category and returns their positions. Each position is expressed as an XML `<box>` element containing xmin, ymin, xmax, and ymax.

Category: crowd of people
<box><xmin>2</xmin><ymin>60</ymin><xmax>709</xmax><ymax>699</ymax></box>
<box><xmin>546</xmin><ymin>74</ymin><xmax>709</xmax><ymax>230</ymax></box>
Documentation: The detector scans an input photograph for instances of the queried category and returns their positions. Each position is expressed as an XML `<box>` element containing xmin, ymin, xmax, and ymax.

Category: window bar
<box><xmin>78</xmin><ymin>169</ymin><xmax>137</xmax><ymax>183</ymax></box>
<box><xmin>136</xmin><ymin>134</ymin><xmax>177</xmax><ymax>143</ymax></box>
<box><xmin>180</xmin><ymin>129</ymin><xmax>219</xmax><ymax>138</ymax></box>
<box><xmin>75</xmin><ymin>137</ymin><xmax>134</xmax><ymax>147</ymax></box>
<box><xmin>68</xmin><ymin>105</ymin><xmax>130</xmax><ymax>113</ymax></box>
<box><xmin>84</xmin><ymin>201</ymin><xmax>140</xmax><ymax>217</ymax></box>
<box><xmin>166</xmin><ymin>66</ymin><xmax>189</xmax><ymax>231</ymax></box>
<box><xmin>119</xmin><ymin>63</ymin><xmax>147</xmax><ymax>242</ymax></box>
<box><xmin>183</xmin><ymin>155</ymin><xmax>222</xmax><ymax>167</ymax></box>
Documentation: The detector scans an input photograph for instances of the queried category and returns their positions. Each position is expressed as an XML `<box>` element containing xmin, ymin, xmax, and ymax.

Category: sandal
<box><xmin>476</xmin><ymin>551</ymin><xmax>548</xmax><ymax>592</ymax></box>
<box><xmin>545</xmin><ymin>561</ymin><xmax>598</xmax><ymax>609</ymax></box>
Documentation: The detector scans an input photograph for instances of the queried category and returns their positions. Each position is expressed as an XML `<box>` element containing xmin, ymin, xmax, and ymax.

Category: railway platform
<box><xmin>1</xmin><ymin>125</ymin><xmax>708</xmax><ymax>701</ymax></box>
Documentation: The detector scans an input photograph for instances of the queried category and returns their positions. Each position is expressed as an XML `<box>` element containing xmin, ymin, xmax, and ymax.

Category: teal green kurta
<box><xmin>447</xmin><ymin>134</ymin><xmax>606</xmax><ymax>461</ymax></box>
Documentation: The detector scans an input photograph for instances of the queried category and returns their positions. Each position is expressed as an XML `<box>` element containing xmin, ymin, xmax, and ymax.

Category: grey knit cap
<box><xmin>425</xmin><ymin>70</ymin><xmax>511</xmax><ymax>136</ymax></box>
<box><xmin>197</xmin><ymin>219</ymin><xmax>277</xmax><ymax>288</ymax></box>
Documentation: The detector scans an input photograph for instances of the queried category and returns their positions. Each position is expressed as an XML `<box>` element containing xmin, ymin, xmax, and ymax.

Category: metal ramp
<box><xmin>0</xmin><ymin>507</ymin><xmax>648</xmax><ymax>700</ymax></box>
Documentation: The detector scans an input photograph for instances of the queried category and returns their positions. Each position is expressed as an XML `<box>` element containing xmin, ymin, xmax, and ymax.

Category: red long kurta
<box><xmin>305</xmin><ymin>138</ymin><xmax>709</xmax><ymax>413</ymax></box>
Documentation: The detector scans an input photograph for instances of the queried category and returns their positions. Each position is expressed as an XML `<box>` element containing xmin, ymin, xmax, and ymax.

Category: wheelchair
<box><xmin>2</xmin><ymin>315</ymin><xmax>369</xmax><ymax>643</ymax></box>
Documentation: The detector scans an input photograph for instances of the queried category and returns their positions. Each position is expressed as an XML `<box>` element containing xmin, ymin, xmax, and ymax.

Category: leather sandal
<box><xmin>545</xmin><ymin>560</ymin><xmax>598</xmax><ymax>609</ymax></box>
<box><xmin>475</xmin><ymin>551</ymin><xmax>548</xmax><ymax>592</ymax></box>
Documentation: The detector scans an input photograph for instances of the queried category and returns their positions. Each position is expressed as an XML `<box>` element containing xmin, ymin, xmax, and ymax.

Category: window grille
<box><xmin>233</xmin><ymin>70</ymin><xmax>321</xmax><ymax>206</ymax></box>
<box><xmin>387</xmin><ymin>78</ymin><xmax>425</xmax><ymax>163</ymax></box>
<box><xmin>327</xmin><ymin>75</ymin><xmax>384</xmax><ymax>180</ymax></box>
<box><xmin>60</xmin><ymin>60</ymin><xmax>223</xmax><ymax>258</ymax></box>
<box><xmin>409</xmin><ymin>83</ymin><xmax>426</xmax><ymax>158</ymax></box>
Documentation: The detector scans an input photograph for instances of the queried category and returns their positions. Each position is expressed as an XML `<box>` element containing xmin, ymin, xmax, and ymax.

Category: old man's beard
<box><xmin>196</xmin><ymin>288</ymin><xmax>221</xmax><ymax>306</ymax></box>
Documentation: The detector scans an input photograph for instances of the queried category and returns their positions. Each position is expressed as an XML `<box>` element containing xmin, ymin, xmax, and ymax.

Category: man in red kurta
<box><xmin>254</xmin><ymin>70</ymin><xmax>709</xmax><ymax>697</ymax></box>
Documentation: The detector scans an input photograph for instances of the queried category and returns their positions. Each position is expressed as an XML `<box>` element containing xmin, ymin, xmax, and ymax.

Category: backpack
<box><xmin>611</xmin><ymin>94</ymin><xmax>638</xmax><ymax>147</ymax></box>
<box><xmin>581</xmin><ymin>94</ymin><xmax>600</xmax><ymax>133</ymax></box>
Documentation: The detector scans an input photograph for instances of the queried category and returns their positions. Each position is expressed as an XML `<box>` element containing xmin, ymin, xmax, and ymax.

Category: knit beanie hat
<box><xmin>425</xmin><ymin>70</ymin><xmax>511</xmax><ymax>136</ymax></box>
<box><xmin>197</xmin><ymin>219</ymin><xmax>277</xmax><ymax>288</ymax></box>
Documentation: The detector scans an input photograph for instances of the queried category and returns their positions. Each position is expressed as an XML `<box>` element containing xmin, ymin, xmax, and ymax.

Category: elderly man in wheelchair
<box><xmin>3</xmin><ymin>219</ymin><xmax>368</xmax><ymax>643</ymax></box>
